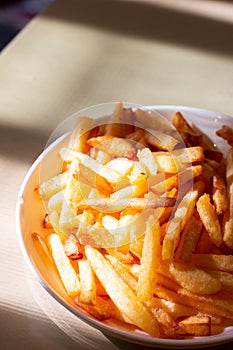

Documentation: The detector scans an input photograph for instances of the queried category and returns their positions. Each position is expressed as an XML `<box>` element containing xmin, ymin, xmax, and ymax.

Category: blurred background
<box><xmin>0</xmin><ymin>0</ymin><xmax>52</xmax><ymax>50</ymax></box>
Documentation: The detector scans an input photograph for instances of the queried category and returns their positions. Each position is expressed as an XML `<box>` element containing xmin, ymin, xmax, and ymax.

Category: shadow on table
<box><xmin>0</xmin><ymin>124</ymin><xmax>48</xmax><ymax>162</ymax></box>
<box><xmin>43</xmin><ymin>0</ymin><xmax>233</xmax><ymax>57</ymax></box>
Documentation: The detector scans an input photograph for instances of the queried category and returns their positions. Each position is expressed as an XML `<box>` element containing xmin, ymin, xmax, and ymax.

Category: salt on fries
<box><xmin>34</xmin><ymin>102</ymin><xmax>233</xmax><ymax>339</ymax></box>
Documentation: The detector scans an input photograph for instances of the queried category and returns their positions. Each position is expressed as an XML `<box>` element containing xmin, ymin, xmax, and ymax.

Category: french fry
<box><xmin>175</xmin><ymin>214</ymin><xmax>202</xmax><ymax>263</ymax></box>
<box><xmin>216</xmin><ymin>125</ymin><xmax>233</xmax><ymax>147</ymax></box>
<box><xmin>152</xmin><ymin>308</ymin><xmax>182</xmax><ymax>339</ymax></box>
<box><xmin>153</xmin><ymin>147</ymin><xmax>204</xmax><ymax>173</ymax></box>
<box><xmin>85</xmin><ymin>245</ymin><xmax>160</xmax><ymax>337</ymax></box>
<box><xmin>162</xmin><ymin>187</ymin><xmax>199</xmax><ymax>260</ymax></box>
<box><xmin>77</xmin><ymin>196</ymin><xmax>176</xmax><ymax>212</ymax></box>
<box><xmin>223</xmin><ymin>148</ymin><xmax>233</xmax><ymax>249</ymax></box>
<box><xmin>38</xmin><ymin>171</ymin><xmax>69</xmax><ymax>200</ymax></box>
<box><xmin>63</xmin><ymin>235</ymin><xmax>83</xmax><ymax>260</ymax></box>
<box><xmin>212</xmin><ymin>175</ymin><xmax>228</xmax><ymax>215</ymax></box>
<box><xmin>47</xmin><ymin>233</ymin><xmax>81</xmax><ymax>296</ymax></box>
<box><xmin>87</xmin><ymin>136</ymin><xmax>136</xmax><ymax>159</ymax></box>
<box><xmin>106</xmin><ymin>255</ymin><xmax>138</xmax><ymax>291</ymax></box>
<box><xmin>137</xmin><ymin>147</ymin><xmax>158</xmax><ymax>176</ymax></box>
<box><xmin>137</xmin><ymin>219</ymin><xmax>161</xmax><ymax>301</ymax></box>
<box><xmin>78</xmin><ymin>259</ymin><xmax>97</xmax><ymax>305</ymax></box>
<box><xmin>196</xmin><ymin>193</ymin><xmax>222</xmax><ymax>247</ymax></box>
<box><xmin>156</xmin><ymin>285</ymin><xmax>233</xmax><ymax>320</ymax></box>
<box><xmin>167</xmin><ymin>262</ymin><xmax>222</xmax><ymax>295</ymax></box>
<box><xmin>178</xmin><ymin>316</ymin><xmax>211</xmax><ymax>337</ymax></box>
<box><xmin>145</xmin><ymin>129</ymin><xmax>179</xmax><ymax>151</ymax></box>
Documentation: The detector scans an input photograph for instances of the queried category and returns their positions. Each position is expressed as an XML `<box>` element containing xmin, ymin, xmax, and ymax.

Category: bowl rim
<box><xmin>16</xmin><ymin>104</ymin><xmax>233</xmax><ymax>349</ymax></box>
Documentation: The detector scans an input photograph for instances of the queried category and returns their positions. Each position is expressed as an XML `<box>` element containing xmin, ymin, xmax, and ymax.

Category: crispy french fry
<box><xmin>179</xmin><ymin>316</ymin><xmax>211</xmax><ymax>337</ymax></box>
<box><xmin>175</xmin><ymin>214</ymin><xmax>202</xmax><ymax>263</ymax></box>
<box><xmin>168</xmin><ymin>262</ymin><xmax>222</xmax><ymax>295</ymax></box>
<box><xmin>87</xmin><ymin>135</ymin><xmax>136</xmax><ymax>159</ymax></box>
<box><xmin>78</xmin><ymin>259</ymin><xmax>97</xmax><ymax>305</ymax></box>
<box><xmin>85</xmin><ymin>245</ymin><xmax>160</xmax><ymax>337</ymax></box>
<box><xmin>162</xmin><ymin>187</ymin><xmax>199</xmax><ymax>260</ymax></box>
<box><xmin>106</xmin><ymin>255</ymin><xmax>138</xmax><ymax>291</ymax></box>
<box><xmin>196</xmin><ymin>193</ymin><xmax>222</xmax><ymax>247</ymax></box>
<box><xmin>47</xmin><ymin>233</ymin><xmax>80</xmax><ymax>296</ymax></box>
<box><xmin>77</xmin><ymin>196</ymin><xmax>176</xmax><ymax>212</ymax></box>
<box><xmin>38</xmin><ymin>171</ymin><xmax>69</xmax><ymax>200</ymax></box>
<box><xmin>137</xmin><ymin>219</ymin><xmax>161</xmax><ymax>301</ymax></box>
<box><xmin>63</xmin><ymin>235</ymin><xmax>83</xmax><ymax>260</ymax></box>
<box><xmin>145</xmin><ymin>129</ymin><xmax>179</xmax><ymax>151</ymax></box>
<box><xmin>223</xmin><ymin>148</ymin><xmax>233</xmax><ymax>249</ymax></box>
<box><xmin>153</xmin><ymin>147</ymin><xmax>204</xmax><ymax>173</ymax></box>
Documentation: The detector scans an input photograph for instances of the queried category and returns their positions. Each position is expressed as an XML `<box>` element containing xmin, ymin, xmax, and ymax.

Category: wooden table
<box><xmin>1</xmin><ymin>1</ymin><xmax>233</xmax><ymax>349</ymax></box>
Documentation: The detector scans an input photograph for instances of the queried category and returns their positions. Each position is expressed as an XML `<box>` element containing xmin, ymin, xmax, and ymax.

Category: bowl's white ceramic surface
<box><xmin>16</xmin><ymin>105</ymin><xmax>233</xmax><ymax>348</ymax></box>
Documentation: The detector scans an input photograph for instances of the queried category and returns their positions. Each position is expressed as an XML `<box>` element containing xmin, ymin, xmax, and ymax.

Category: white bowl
<box><xmin>16</xmin><ymin>104</ymin><xmax>233</xmax><ymax>348</ymax></box>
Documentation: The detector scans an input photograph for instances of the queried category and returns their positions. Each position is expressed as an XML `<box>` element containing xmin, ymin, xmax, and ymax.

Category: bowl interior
<box><xmin>16</xmin><ymin>105</ymin><xmax>233</xmax><ymax>348</ymax></box>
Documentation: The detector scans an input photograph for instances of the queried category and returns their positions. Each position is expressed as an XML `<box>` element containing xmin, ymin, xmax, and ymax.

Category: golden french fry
<box><xmin>151</xmin><ymin>165</ymin><xmax>202</xmax><ymax>194</ymax></box>
<box><xmin>47</xmin><ymin>233</ymin><xmax>80</xmax><ymax>296</ymax></box>
<box><xmin>223</xmin><ymin>148</ymin><xmax>233</xmax><ymax>249</ymax></box>
<box><xmin>196</xmin><ymin>193</ymin><xmax>222</xmax><ymax>247</ymax></box>
<box><xmin>77</xmin><ymin>196</ymin><xmax>176</xmax><ymax>213</ymax></box>
<box><xmin>137</xmin><ymin>218</ymin><xmax>161</xmax><ymax>301</ymax></box>
<box><xmin>162</xmin><ymin>187</ymin><xmax>199</xmax><ymax>260</ymax></box>
<box><xmin>78</xmin><ymin>259</ymin><xmax>97</xmax><ymax>305</ymax></box>
<box><xmin>106</xmin><ymin>254</ymin><xmax>138</xmax><ymax>291</ymax></box>
<box><xmin>156</xmin><ymin>285</ymin><xmax>233</xmax><ymax>320</ymax></box>
<box><xmin>153</xmin><ymin>147</ymin><xmax>204</xmax><ymax>173</ymax></box>
<box><xmin>145</xmin><ymin>129</ymin><xmax>179</xmax><ymax>151</ymax></box>
<box><xmin>85</xmin><ymin>245</ymin><xmax>160</xmax><ymax>337</ymax></box>
<box><xmin>168</xmin><ymin>262</ymin><xmax>222</xmax><ymax>295</ymax></box>
<box><xmin>63</xmin><ymin>235</ymin><xmax>83</xmax><ymax>260</ymax></box>
<box><xmin>152</xmin><ymin>308</ymin><xmax>182</xmax><ymax>339</ymax></box>
<box><xmin>175</xmin><ymin>214</ymin><xmax>202</xmax><ymax>263</ymax></box>
<box><xmin>145</xmin><ymin>296</ymin><xmax>196</xmax><ymax>320</ymax></box>
<box><xmin>87</xmin><ymin>135</ymin><xmax>136</xmax><ymax>159</ymax></box>
<box><xmin>38</xmin><ymin>171</ymin><xmax>69</xmax><ymax>200</ymax></box>
<box><xmin>106</xmin><ymin>248</ymin><xmax>135</xmax><ymax>265</ymax></box>
<box><xmin>137</xmin><ymin>147</ymin><xmax>158</xmax><ymax>176</ymax></box>
<box><xmin>179</xmin><ymin>316</ymin><xmax>211</xmax><ymax>337</ymax></box>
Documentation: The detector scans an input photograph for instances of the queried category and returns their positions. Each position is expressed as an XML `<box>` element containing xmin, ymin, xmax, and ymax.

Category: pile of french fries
<box><xmin>34</xmin><ymin>102</ymin><xmax>233</xmax><ymax>339</ymax></box>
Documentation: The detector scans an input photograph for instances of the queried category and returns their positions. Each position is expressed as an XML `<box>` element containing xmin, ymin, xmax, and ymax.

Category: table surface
<box><xmin>1</xmin><ymin>0</ymin><xmax>233</xmax><ymax>349</ymax></box>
